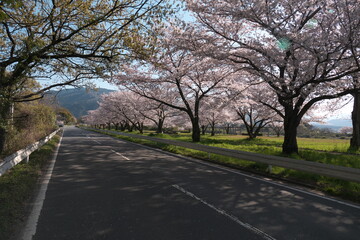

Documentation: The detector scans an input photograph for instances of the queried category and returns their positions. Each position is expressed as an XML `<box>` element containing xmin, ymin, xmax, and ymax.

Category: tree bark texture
<box><xmin>0</xmin><ymin>126</ymin><xmax>6</xmax><ymax>155</ymax></box>
<box><xmin>350</xmin><ymin>91</ymin><xmax>360</xmax><ymax>150</ymax></box>
<box><xmin>210</xmin><ymin>123</ymin><xmax>215</xmax><ymax>136</ymax></box>
<box><xmin>225</xmin><ymin>124</ymin><xmax>230</xmax><ymax>134</ymax></box>
<box><xmin>282</xmin><ymin>111</ymin><xmax>300</xmax><ymax>154</ymax></box>
<box><xmin>138</xmin><ymin>122</ymin><xmax>144</xmax><ymax>134</ymax></box>
<box><xmin>156</xmin><ymin>119</ymin><xmax>164</xmax><ymax>134</ymax></box>
<box><xmin>191</xmin><ymin>118</ymin><xmax>201</xmax><ymax>142</ymax></box>
<box><xmin>201</xmin><ymin>125</ymin><xmax>207</xmax><ymax>135</ymax></box>
<box><xmin>0</xmin><ymin>101</ymin><xmax>11</xmax><ymax>155</ymax></box>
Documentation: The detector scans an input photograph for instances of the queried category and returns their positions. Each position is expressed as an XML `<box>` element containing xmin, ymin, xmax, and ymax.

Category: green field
<box><xmin>95</xmin><ymin>129</ymin><xmax>360</xmax><ymax>203</ymax></box>
<box><xmin>150</xmin><ymin>133</ymin><xmax>353</xmax><ymax>153</ymax></box>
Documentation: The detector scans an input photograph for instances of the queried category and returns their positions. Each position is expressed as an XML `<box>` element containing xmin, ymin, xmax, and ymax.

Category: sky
<box><xmin>96</xmin><ymin>79</ymin><xmax>118</xmax><ymax>90</ymax></box>
<box><xmin>328</xmin><ymin>103</ymin><xmax>352</xmax><ymax>120</ymax></box>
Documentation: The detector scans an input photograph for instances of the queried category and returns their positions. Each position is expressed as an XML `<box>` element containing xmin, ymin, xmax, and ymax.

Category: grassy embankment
<box><xmin>0</xmin><ymin>134</ymin><xmax>61</xmax><ymax>240</ymax></box>
<box><xmin>93</xmin><ymin>128</ymin><xmax>360</xmax><ymax>203</ymax></box>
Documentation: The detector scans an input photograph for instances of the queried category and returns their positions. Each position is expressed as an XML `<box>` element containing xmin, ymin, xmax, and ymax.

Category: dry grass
<box><xmin>2</xmin><ymin>127</ymin><xmax>57</xmax><ymax>159</ymax></box>
<box><xmin>0</xmin><ymin>134</ymin><xmax>60</xmax><ymax>240</ymax></box>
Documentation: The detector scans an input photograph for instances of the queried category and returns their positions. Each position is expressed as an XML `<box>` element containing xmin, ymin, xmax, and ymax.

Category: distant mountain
<box><xmin>326</xmin><ymin>119</ymin><xmax>352</xmax><ymax>127</ymax></box>
<box><xmin>312</xmin><ymin>119</ymin><xmax>352</xmax><ymax>132</ymax></box>
<box><xmin>48</xmin><ymin>88</ymin><xmax>115</xmax><ymax>118</ymax></box>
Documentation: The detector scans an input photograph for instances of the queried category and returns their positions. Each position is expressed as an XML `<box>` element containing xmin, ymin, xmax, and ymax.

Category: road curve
<box><xmin>24</xmin><ymin>126</ymin><xmax>360</xmax><ymax>240</ymax></box>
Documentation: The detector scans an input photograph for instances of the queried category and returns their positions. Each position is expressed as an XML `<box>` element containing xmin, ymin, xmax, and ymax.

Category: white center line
<box><xmin>111</xmin><ymin>149</ymin><xmax>130</xmax><ymax>160</ymax></box>
<box><xmin>172</xmin><ymin>184</ymin><xmax>276</xmax><ymax>240</ymax></box>
<box><xmin>85</xmin><ymin>134</ymin><xmax>101</xmax><ymax>144</ymax></box>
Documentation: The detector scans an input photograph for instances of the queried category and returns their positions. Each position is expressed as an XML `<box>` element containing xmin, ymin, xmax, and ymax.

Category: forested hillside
<box><xmin>49</xmin><ymin>88</ymin><xmax>114</xmax><ymax>118</ymax></box>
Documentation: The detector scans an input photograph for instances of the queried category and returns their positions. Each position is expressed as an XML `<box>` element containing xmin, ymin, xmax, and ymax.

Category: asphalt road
<box><xmin>23</xmin><ymin>126</ymin><xmax>360</xmax><ymax>239</ymax></box>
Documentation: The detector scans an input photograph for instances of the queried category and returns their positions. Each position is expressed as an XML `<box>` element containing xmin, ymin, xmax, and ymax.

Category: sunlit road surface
<box><xmin>25</xmin><ymin>126</ymin><xmax>360</xmax><ymax>240</ymax></box>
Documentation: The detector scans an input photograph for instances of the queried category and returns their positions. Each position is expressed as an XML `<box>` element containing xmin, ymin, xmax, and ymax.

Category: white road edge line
<box><xmin>21</xmin><ymin>134</ymin><xmax>63</xmax><ymax>240</ymax></box>
<box><xmin>111</xmin><ymin>149</ymin><xmax>130</xmax><ymax>160</ymax></box>
<box><xmin>85</xmin><ymin>134</ymin><xmax>101</xmax><ymax>144</ymax></box>
<box><xmin>172</xmin><ymin>184</ymin><xmax>276</xmax><ymax>240</ymax></box>
<box><xmin>188</xmin><ymin>158</ymin><xmax>360</xmax><ymax>210</ymax></box>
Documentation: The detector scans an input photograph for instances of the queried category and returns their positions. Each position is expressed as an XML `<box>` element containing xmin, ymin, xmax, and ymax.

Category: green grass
<box><xmin>201</xmin><ymin>134</ymin><xmax>355</xmax><ymax>153</ymax></box>
<box><xmin>93</xmin><ymin>128</ymin><xmax>360</xmax><ymax>203</ymax></box>
<box><xmin>0</xmin><ymin>135</ymin><xmax>60</xmax><ymax>240</ymax></box>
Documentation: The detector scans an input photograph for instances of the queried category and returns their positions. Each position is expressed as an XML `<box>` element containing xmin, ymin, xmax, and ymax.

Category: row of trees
<box><xmin>1</xmin><ymin>0</ymin><xmax>359</xmax><ymax>155</ymax></box>
<box><xmin>83</xmin><ymin>87</ymin><xmax>316</xmax><ymax>142</ymax></box>
<box><xmin>84</xmin><ymin>91</ymin><xmax>176</xmax><ymax>134</ymax></box>
<box><xmin>108</xmin><ymin>0</ymin><xmax>360</xmax><ymax>154</ymax></box>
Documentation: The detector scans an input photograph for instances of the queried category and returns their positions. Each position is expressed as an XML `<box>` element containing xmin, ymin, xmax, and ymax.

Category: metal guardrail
<box><xmin>0</xmin><ymin>129</ymin><xmax>60</xmax><ymax>177</ymax></box>
<box><xmin>92</xmin><ymin>128</ymin><xmax>360</xmax><ymax>183</ymax></box>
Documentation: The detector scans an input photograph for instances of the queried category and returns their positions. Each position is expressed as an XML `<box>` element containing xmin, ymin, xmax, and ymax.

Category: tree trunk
<box><xmin>252</xmin><ymin>121</ymin><xmax>265</xmax><ymax>139</ymax></box>
<box><xmin>191</xmin><ymin>118</ymin><xmax>201</xmax><ymax>142</ymax></box>
<box><xmin>0</xmin><ymin>126</ymin><xmax>6</xmax><ymax>155</ymax></box>
<box><xmin>210</xmin><ymin>123</ymin><xmax>215</xmax><ymax>136</ymax></box>
<box><xmin>120</xmin><ymin>122</ymin><xmax>126</xmax><ymax>131</ymax></box>
<box><xmin>129</xmin><ymin>124</ymin><xmax>134</xmax><ymax>132</ymax></box>
<box><xmin>201</xmin><ymin>125</ymin><xmax>207</xmax><ymax>135</ymax></box>
<box><xmin>156</xmin><ymin>119</ymin><xmax>164</xmax><ymax>134</ymax></box>
<box><xmin>138</xmin><ymin>122</ymin><xmax>144</xmax><ymax>134</ymax></box>
<box><xmin>248</xmin><ymin>133</ymin><xmax>255</xmax><ymax>139</ymax></box>
<box><xmin>0</xmin><ymin>100</ymin><xmax>12</xmax><ymax>155</ymax></box>
<box><xmin>244</xmin><ymin>123</ymin><xmax>255</xmax><ymax>139</ymax></box>
<box><xmin>225</xmin><ymin>124</ymin><xmax>230</xmax><ymax>134</ymax></box>
<box><xmin>282</xmin><ymin>114</ymin><xmax>299</xmax><ymax>154</ymax></box>
<box><xmin>350</xmin><ymin>91</ymin><xmax>360</xmax><ymax>150</ymax></box>
<box><xmin>241</xmin><ymin>120</ymin><xmax>256</xmax><ymax>139</ymax></box>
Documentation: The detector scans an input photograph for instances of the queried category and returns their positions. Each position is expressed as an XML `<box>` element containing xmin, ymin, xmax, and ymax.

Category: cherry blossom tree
<box><xmin>87</xmin><ymin>90</ymin><xmax>180</xmax><ymax>134</ymax></box>
<box><xmin>168</xmin><ymin>111</ymin><xmax>192</xmax><ymax>132</ymax></box>
<box><xmin>340</xmin><ymin>126</ymin><xmax>353</xmax><ymax>135</ymax></box>
<box><xmin>186</xmin><ymin>0</ymin><xmax>360</xmax><ymax>154</ymax></box>
<box><xmin>141</xmin><ymin>102</ymin><xmax>179</xmax><ymax>133</ymax></box>
<box><xmin>83</xmin><ymin>109</ymin><xmax>109</xmax><ymax>129</ymax></box>
<box><xmin>97</xmin><ymin>94</ymin><xmax>130</xmax><ymax>130</ymax></box>
<box><xmin>226</xmin><ymin>82</ymin><xmax>278</xmax><ymax>139</ymax></box>
<box><xmin>199</xmin><ymin>96</ymin><xmax>232</xmax><ymax>136</ymax></box>
<box><xmin>269</xmin><ymin>121</ymin><xmax>284</xmax><ymax>137</ymax></box>
<box><xmin>133</xmin><ymin>89</ymin><xmax>181</xmax><ymax>133</ymax></box>
<box><xmin>99</xmin><ymin>91</ymin><xmax>149</xmax><ymax>133</ymax></box>
<box><xmin>235</xmin><ymin>104</ymin><xmax>273</xmax><ymax>139</ymax></box>
<box><xmin>112</xmin><ymin>25</ymin><xmax>239</xmax><ymax>142</ymax></box>
<box><xmin>84</xmin><ymin>94</ymin><xmax>132</xmax><ymax>131</ymax></box>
